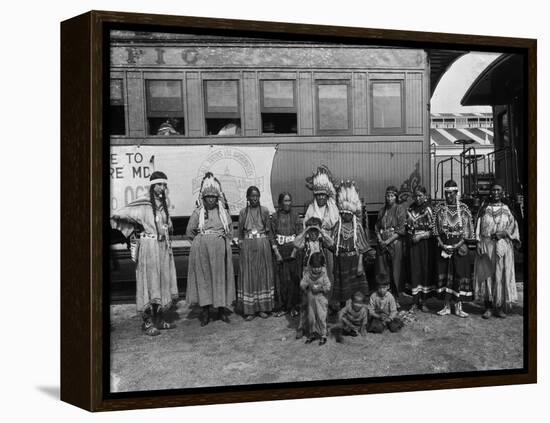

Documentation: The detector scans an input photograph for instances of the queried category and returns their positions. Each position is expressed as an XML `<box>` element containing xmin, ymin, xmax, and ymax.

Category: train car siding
<box><xmin>109</xmin><ymin>34</ymin><xmax>432</xmax><ymax>294</ymax></box>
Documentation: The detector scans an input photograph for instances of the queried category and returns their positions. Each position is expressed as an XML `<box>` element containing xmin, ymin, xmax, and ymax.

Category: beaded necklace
<box><xmin>489</xmin><ymin>202</ymin><xmax>504</xmax><ymax>230</ymax></box>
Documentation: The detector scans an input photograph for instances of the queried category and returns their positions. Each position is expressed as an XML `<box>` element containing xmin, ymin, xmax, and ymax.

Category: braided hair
<box><xmin>244</xmin><ymin>185</ymin><xmax>266</xmax><ymax>228</ymax></box>
<box><xmin>149</xmin><ymin>171</ymin><xmax>170</xmax><ymax>235</ymax></box>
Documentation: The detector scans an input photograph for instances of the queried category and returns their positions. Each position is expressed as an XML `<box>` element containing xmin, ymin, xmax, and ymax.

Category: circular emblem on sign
<box><xmin>182</xmin><ymin>48</ymin><xmax>199</xmax><ymax>64</ymax></box>
<box><xmin>192</xmin><ymin>148</ymin><xmax>264</xmax><ymax>214</ymax></box>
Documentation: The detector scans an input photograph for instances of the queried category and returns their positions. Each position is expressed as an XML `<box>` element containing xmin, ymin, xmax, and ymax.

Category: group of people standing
<box><xmin>374</xmin><ymin>179</ymin><xmax>520</xmax><ymax>320</ymax></box>
<box><xmin>110</xmin><ymin>166</ymin><xmax>521</xmax><ymax>343</ymax></box>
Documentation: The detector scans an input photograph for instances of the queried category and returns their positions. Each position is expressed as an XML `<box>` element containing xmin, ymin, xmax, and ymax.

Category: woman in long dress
<box><xmin>405</xmin><ymin>185</ymin><xmax>436</xmax><ymax>312</ymax></box>
<box><xmin>375</xmin><ymin>185</ymin><xmax>407</xmax><ymax>300</ymax></box>
<box><xmin>186</xmin><ymin>172</ymin><xmax>235</xmax><ymax>326</ymax></box>
<box><xmin>433</xmin><ymin>180</ymin><xmax>475</xmax><ymax>318</ymax></box>
<box><xmin>110</xmin><ymin>171</ymin><xmax>179</xmax><ymax>336</ymax></box>
<box><xmin>475</xmin><ymin>182</ymin><xmax>520</xmax><ymax>318</ymax></box>
<box><xmin>237</xmin><ymin>186</ymin><xmax>275</xmax><ymax>321</ymax></box>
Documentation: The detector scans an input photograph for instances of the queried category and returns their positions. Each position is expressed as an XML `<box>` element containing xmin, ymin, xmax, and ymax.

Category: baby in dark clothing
<box><xmin>337</xmin><ymin>291</ymin><xmax>369</xmax><ymax>340</ymax></box>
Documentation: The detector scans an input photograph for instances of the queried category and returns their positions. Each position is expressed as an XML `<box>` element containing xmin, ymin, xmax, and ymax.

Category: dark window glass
<box><xmin>110</xmin><ymin>79</ymin><xmax>125</xmax><ymax>135</ymax></box>
<box><xmin>261</xmin><ymin>113</ymin><xmax>297</xmax><ymax>134</ymax></box>
<box><xmin>261</xmin><ymin>80</ymin><xmax>297</xmax><ymax>134</ymax></box>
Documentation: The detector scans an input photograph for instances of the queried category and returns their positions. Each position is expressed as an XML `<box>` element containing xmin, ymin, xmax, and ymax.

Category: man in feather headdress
<box><xmin>186</xmin><ymin>172</ymin><xmax>235</xmax><ymax>326</ymax></box>
<box><xmin>303</xmin><ymin>166</ymin><xmax>339</xmax><ymax>285</ymax></box>
<box><xmin>304</xmin><ymin>166</ymin><xmax>340</xmax><ymax>232</ymax></box>
<box><xmin>331</xmin><ymin>180</ymin><xmax>372</xmax><ymax>307</ymax></box>
<box><xmin>110</xmin><ymin>171</ymin><xmax>179</xmax><ymax>336</ymax></box>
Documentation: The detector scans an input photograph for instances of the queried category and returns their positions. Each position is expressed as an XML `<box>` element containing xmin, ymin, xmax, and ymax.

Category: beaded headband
<box><xmin>149</xmin><ymin>178</ymin><xmax>168</xmax><ymax>185</ymax></box>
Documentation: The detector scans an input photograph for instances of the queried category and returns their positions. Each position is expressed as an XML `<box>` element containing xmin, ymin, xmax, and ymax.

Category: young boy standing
<box><xmin>299</xmin><ymin>252</ymin><xmax>331</xmax><ymax>345</ymax></box>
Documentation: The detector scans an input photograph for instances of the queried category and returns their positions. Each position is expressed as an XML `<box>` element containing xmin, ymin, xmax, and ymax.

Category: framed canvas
<box><xmin>60</xmin><ymin>10</ymin><xmax>536</xmax><ymax>411</ymax></box>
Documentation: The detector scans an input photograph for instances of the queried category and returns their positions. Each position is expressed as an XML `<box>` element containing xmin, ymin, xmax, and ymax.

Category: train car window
<box><xmin>110</xmin><ymin>79</ymin><xmax>125</xmax><ymax>135</ymax></box>
<box><xmin>145</xmin><ymin>80</ymin><xmax>185</xmax><ymax>136</ymax></box>
<box><xmin>204</xmin><ymin>80</ymin><xmax>241</xmax><ymax>136</ymax></box>
<box><xmin>260</xmin><ymin>80</ymin><xmax>297</xmax><ymax>134</ymax></box>
<box><xmin>371</xmin><ymin>81</ymin><xmax>404</xmax><ymax>134</ymax></box>
<box><xmin>315</xmin><ymin>80</ymin><xmax>352</xmax><ymax>135</ymax></box>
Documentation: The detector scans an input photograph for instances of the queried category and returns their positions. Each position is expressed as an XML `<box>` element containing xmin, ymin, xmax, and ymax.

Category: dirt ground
<box><xmin>109</xmin><ymin>287</ymin><xmax>524</xmax><ymax>393</ymax></box>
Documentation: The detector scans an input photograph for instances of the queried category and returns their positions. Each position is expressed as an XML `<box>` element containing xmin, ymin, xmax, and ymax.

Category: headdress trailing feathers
<box><xmin>307</xmin><ymin>165</ymin><xmax>336</xmax><ymax>197</ymax></box>
<box><xmin>196</xmin><ymin>172</ymin><xmax>232</xmax><ymax>235</ymax></box>
<box><xmin>199</xmin><ymin>172</ymin><xmax>222</xmax><ymax>198</ymax></box>
<box><xmin>334</xmin><ymin>180</ymin><xmax>363</xmax><ymax>256</ymax></box>
<box><xmin>336</xmin><ymin>180</ymin><xmax>362</xmax><ymax>215</ymax></box>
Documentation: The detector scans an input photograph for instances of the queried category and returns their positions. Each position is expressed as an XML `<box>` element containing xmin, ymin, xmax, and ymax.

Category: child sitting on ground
<box><xmin>336</xmin><ymin>291</ymin><xmax>369</xmax><ymax>342</ymax></box>
<box><xmin>367</xmin><ymin>274</ymin><xmax>404</xmax><ymax>333</ymax></box>
<box><xmin>299</xmin><ymin>252</ymin><xmax>331</xmax><ymax>345</ymax></box>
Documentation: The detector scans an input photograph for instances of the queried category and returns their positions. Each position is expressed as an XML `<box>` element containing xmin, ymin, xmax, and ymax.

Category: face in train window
<box><xmin>146</xmin><ymin>80</ymin><xmax>185</xmax><ymax>136</ymax></box>
<box><xmin>315</xmin><ymin>81</ymin><xmax>351</xmax><ymax>134</ymax></box>
<box><xmin>110</xmin><ymin>79</ymin><xmax>125</xmax><ymax>135</ymax></box>
<box><xmin>371</xmin><ymin>81</ymin><xmax>404</xmax><ymax>132</ymax></box>
<box><xmin>261</xmin><ymin>80</ymin><xmax>297</xmax><ymax>134</ymax></box>
<box><xmin>204</xmin><ymin>80</ymin><xmax>241</xmax><ymax>136</ymax></box>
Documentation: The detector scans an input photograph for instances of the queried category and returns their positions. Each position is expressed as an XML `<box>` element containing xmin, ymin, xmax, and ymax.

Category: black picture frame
<box><xmin>60</xmin><ymin>10</ymin><xmax>537</xmax><ymax>411</ymax></box>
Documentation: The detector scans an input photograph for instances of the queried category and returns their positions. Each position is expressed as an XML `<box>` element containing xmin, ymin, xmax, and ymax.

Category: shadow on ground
<box><xmin>36</xmin><ymin>386</ymin><xmax>59</xmax><ymax>399</ymax></box>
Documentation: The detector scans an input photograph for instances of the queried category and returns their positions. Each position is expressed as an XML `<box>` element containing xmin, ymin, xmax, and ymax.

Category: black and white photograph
<box><xmin>5</xmin><ymin>0</ymin><xmax>549</xmax><ymax>419</ymax></box>
<box><xmin>107</xmin><ymin>27</ymin><xmax>528</xmax><ymax>394</ymax></box>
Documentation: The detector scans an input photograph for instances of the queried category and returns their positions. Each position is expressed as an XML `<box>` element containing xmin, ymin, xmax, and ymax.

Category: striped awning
<box><xmin>430</xmin><ymin>127</ymin><xmax>494</xmax><ymax>146</ymax></box>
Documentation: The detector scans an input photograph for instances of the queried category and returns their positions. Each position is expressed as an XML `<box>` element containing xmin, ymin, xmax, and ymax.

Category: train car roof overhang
<box><xmin>427</xmin><ymin>50</ymin><xmax>468</xmax><ymax>97</ymax></box>
<box><xmin>461</xmin><ymin>53</ymin><xmax>523</xmax><ymax>106</ymax></box>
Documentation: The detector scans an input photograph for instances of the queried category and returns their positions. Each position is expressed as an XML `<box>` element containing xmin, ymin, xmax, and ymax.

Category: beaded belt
<box><xmin>245</xmin><ymin>233</ymin><xmax>267</xmax><ymax>239</ymax></box>
<box><xmin>443</xmin><ymin>230</ymin><xmax>464</xmax><ymax>236</ymax></box>
<box><xmin>338</xmin><ymin>251</ymin><xmax>358</xmax><ymax>257</ymax></box>
<box><xmin>414</xmin><ymin>230</ymin><xmax>430</xmax><ymax>237</ymax></box>
<box><xmin>276</xmin><ymin>234</ymin><xmax>296</xmax><ymax>245</ymax></box>
<box><xmin>140</xmin><ymin>232</ymin><xmax>166</xmax><ymax>242</ymax></box>
<box><xmin>201</xmin><ymin>229</ymin><xmax>224</xmax><ymax>236</ymax></box>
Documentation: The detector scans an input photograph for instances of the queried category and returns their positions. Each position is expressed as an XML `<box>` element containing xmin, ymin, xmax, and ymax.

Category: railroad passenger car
<box><xmin>108</xmin><ymin>31</ymin><xmax>462</xmax><ymax>300</ymax></box>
